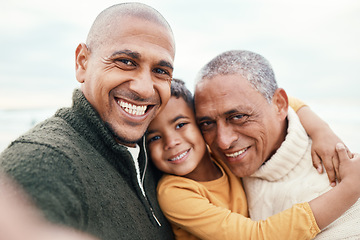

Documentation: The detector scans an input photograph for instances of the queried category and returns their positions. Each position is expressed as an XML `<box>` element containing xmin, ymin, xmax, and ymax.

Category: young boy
<box><xmin>146</xmin><ymin>79</ymin><xmax>360</xmax><ymax>240</ymax></box>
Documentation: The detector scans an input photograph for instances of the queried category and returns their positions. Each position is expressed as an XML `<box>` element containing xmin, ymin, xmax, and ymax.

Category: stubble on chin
<box><xmin>104</xmin><ymin>122</ymin><xmax>143</xmax><ymax>146</ymax></box>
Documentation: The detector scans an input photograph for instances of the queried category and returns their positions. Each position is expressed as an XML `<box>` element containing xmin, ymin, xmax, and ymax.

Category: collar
<box><xmin>249</xmin><ymin>108</ymin><xmax>311</xmax><ymax>181</ymax></box>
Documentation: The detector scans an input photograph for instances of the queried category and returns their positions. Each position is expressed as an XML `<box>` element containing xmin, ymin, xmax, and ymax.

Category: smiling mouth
<box><xmin>225</xmin><ymin>147</ymin><xmax>249</xmax><ymax>158</ymax></box>
<box><xmin>169</xmin><ymin>149</ymin><xmax>190</xmax><ymax>162</ymax></box>
<box><xmin>117</xmin><ymin>99</ymin><xmax>152</xmax><ymax>116</ymax></box>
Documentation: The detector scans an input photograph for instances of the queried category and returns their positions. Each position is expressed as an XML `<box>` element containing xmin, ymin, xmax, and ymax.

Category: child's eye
<box><xmin>147</xmin><ymin>135</ymin><xmax>161</xmax><ymax>144</ymax></box>
<box><xmin>175</xmin><ymin>122</ymin><xmax>187</xmax><ymax>129</ymax></box>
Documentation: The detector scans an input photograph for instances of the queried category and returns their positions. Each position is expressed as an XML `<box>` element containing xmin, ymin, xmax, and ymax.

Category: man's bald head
<box><xmin>86</xmin><ymin>2</ymin><xmax>174</xmax><ymax>52</ymax></box>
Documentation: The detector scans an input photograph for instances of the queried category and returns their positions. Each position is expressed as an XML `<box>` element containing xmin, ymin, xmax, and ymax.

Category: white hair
<box><xmin>196</xmin><ymin>50</ymin><xmax>278</xmax><ymax>102</ymax></box>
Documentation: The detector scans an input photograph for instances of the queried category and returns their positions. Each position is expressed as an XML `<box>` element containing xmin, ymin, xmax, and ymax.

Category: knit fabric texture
<box><xmin>243</xmin><ymin>108</ymin><xmax>360</xmax><ymax>239</ymax></box>
<box><xmin>0</xmin><ymin>89</ymin><xmax>174</xmax><ymax>240</ymax></box>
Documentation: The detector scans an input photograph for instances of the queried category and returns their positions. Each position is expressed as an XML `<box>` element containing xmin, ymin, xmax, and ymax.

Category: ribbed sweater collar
<box><xmin>249</xmin><ymin>108</ymin><xmax>310</xmax><ymax>181</ymax></box>
<box><xmin>54</xmin><ymin>89</ymin><xmax>146</xmax><ymax>177</ymax></box>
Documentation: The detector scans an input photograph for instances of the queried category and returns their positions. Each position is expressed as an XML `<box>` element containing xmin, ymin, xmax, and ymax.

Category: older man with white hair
<box><xmin>194</xmin><ymin>50</ymin><xmax>360</xmax><ymax>239</ymax></box>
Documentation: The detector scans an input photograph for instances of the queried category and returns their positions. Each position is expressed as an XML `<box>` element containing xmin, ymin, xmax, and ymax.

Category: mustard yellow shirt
<box><xmin>157</xmin><ymin>157</ymin><xmax>320</xmax><ymax>240</ymax></box>
<box><xmin>288</xmin><ymin>96</ymin><xmax>307</xmax><ymax>112</ymax></box>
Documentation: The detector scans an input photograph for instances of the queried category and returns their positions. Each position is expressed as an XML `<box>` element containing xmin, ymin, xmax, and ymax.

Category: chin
<box><xmin>106</xmin><ymin>122</ymin><xmax>144</xmax><ymax>145</ymax></box>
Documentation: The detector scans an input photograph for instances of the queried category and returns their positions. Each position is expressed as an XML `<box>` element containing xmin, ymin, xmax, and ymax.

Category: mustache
<box><xmin>113</xmin><ymin>89</ymin><xmax>160</xmax><ymax>104</ymax></box>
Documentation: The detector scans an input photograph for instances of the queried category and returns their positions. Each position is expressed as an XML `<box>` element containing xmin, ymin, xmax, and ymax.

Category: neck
<box><xmin>184</xmin><ymin>151</ymin><xmax>223</xmax><ymax>182</ymax></box>
<box><xmin>266</xmin><ymin>118</ymin><xmax>288</xmax><ymax>161</ymax></box>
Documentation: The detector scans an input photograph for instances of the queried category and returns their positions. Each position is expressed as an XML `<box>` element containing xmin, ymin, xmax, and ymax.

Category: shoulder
<box><xmin>0</xmin><ymin>114</ymin><xmax>87</xmax><ymax>192</ymax></box>
<box><xmin>157</xmin><ymin>175</ymin><xmax>208</xmax><ymax>202</ymax></box>
<box><xmin>157</xmin><ymin>174</ymin><xmax>203</xmax><ymax>193</ymax></box>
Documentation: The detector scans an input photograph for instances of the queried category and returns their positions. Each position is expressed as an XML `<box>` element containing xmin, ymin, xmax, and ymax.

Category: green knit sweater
<box><xmin>0</xmin><ymin>89</ymin><xmax>174</xmax><ymax>240</ymax></box>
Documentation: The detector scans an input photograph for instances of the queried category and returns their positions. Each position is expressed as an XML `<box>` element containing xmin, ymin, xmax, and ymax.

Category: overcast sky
<box><xmin>0</xmin><ymin>0</ymin><xmax>359</xmax><ymax>150</ymax></box>
<box><xmin>1</xmin><ymin>0</ymin><xmax>359</xmax><ymax>109</ymax></box>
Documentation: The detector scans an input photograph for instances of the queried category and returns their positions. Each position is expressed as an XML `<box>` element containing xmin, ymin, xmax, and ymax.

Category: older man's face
<box><xmin>194</xmin><ymin>74</ymin><xmax>285</xmax><ymax>177</ymax></box>
<box><xmin>76</xmin><ymin>16</ymin><xmax>175</xmax><ymax>146</ymax></box>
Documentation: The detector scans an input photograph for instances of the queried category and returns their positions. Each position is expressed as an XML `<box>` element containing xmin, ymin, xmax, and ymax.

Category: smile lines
<box><xmin>118</xmin><ymin>100</ymin><xmax>147</xmax><ymax>116</ymax></box>
<box><xmin>225</xmin><ymin>147</ymin><xmax>248</xmax><ymax>158</ymax></box>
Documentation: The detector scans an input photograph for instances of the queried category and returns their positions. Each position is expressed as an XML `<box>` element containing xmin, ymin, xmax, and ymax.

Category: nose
<box><xmin>129</xmin><ymin>68</ymin><xmax>155</xmax><ymax>99</ymax></box>
<box><xmin>163</xmin><ymin>132</ymin><xmax>180</xmax><ymax>151</ymax></box>
<box><xmin>215</xmin><ymin>122</ymin><xmax>238</xmax><ymax>150</ymax></box>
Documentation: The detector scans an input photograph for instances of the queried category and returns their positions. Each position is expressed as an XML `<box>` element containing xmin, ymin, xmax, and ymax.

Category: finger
<box><xmin>345</xmin><ymin>146</ymin><xmax>354</xmax><ymax>159</ymax></box>
<box><xmin>322</xmin><ymin>155</ymin><xmax>336</xmax><ymax>187</ymax></box>
<box><xmin>332</xmin><ymin>155</ymin><xmax>341</xmax><ymax>183</ymax></box>
<box><xmin>336</xmin><ymin>143</ymin><xmax>350</xmax><ymax>163</ymax></box>
<box><xmin>312</xmin><ymin>152</ymin><xmax>323</xmax><ymax>174</ymax></box>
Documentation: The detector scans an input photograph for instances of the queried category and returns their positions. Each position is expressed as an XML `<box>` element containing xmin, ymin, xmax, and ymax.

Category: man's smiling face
<box><xmin>195</xmin><ymin>74</ymin><xmax>285</xmax><ymax>177</ymax></box>
<box><xmin>76</xmin><ymin>16</ymin><xmax>175</xmax><ymax>146</ymax></box>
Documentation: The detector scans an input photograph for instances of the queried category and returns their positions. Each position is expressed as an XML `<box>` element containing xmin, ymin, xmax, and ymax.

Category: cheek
<box><xmin>156</xmin><ymin>82</ymin><xmax>171</xmax><ymax>104</ymax></box>
<box><xmin>150</xmin><ymin>149</ymin><xmax>167</xmax><ymax>171</ymax></box>
<box><xmin>149</xmin><ymin>144</ymin><xmax>162</xmax><ymax>163</ymax></box>
<box><xmin>201</xmin><ymin>132</ymin><xmax>213</xmax><ymax>146</ymax></box>
<box><xmin>253</xmin><ymin>126</ymin><xmax>268</xmax><ymax>150</ymax></box>
<box><xmin>194</xmin><ymin>133</ymin><xmax>207</xmax><ymax>153</ymax></box>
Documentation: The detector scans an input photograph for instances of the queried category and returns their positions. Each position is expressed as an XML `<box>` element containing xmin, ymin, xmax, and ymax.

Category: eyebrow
<box><xmin>196</xmin><ymin>109</ymin><xmax>239</xmax><ymax>122</ymax></box>
<box><xmin>196</xmin><ymin>116</ymin><xmax>212</xmax><ymax>123</ymax></box>
<box><xmin>171</xmin><ymin>115</ymin><xmax>188</xmax><ymax>123</ymax></box>
<box><xmin>146</xmin><ymin>115</ymin><xmax>189</xmax><ymax>135</ymax></box>
<box><xmin>110</xmin><ymin>50</ymin><xmax>141</xmax><ymax>59</ymax></box>
<box><xmin>110</xmin><ymin>50</ymin><xmax>173</xmax><ymax>70</ymax></box>
<box><xmin>158</xmin><ymin>60</ymin><xmax>173</xmax><ymax>70</ymax></box>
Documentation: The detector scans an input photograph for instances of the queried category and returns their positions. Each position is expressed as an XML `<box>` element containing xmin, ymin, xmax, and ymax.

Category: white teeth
<box><xmin>169</xmin><ymin>150</ymin><xmax>189</xmax><ymax>161</ymax></box>
<box><xmin>225</xmin><ymin>148</ymin><xmax>248</xmax><ymax>158</ymax></box>
<box><xmin>118</xmin><ymin>100</ymin><xmax>147</xmax><ymax>116</ymax></box>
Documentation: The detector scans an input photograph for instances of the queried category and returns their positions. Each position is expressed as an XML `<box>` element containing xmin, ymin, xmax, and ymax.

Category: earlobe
<box><xmin>75</xmin><ymin>43</ymin><xmax>89</xmax><ymax>83</ymax></box>
<box><xmin>272</xmin><ymin>88</ymin><xmax>289</xmax><ymax>120</ymax></box>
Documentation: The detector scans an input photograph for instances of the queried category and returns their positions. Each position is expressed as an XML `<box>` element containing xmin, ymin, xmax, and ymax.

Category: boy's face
<box><xmin>146</xmin><ymin>97</ymin><xmax>207</xmax><ymax>177</ymax></box>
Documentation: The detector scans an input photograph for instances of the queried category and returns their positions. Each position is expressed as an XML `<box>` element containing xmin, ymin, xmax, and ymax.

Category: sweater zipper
<box><xmin>142</xmin><ymin>139</ymin><xmax>162</xmax><ymax>227</ymax></box>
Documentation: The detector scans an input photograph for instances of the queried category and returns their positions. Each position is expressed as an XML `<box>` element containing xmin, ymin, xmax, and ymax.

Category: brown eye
<box><xmin>198</xmin><ymin>121</ymin><xmax>214</xmax><ymax>131</ymax></box>
<box><xmin>175</xmin><ymin>122</ymin><xmax>187</xmax><ymax>129</ymax></box>
<box><xmin>147</xmin><ymin>135</ymin><xmax>161</xmax><ymax>144</ymax></box>
<box><xmin>116</xmin><ymin>59</ymin><xmax>136</xmax><ymax>67</ymax></box>
<box><xmin>232</xmin><ymin>114</ymin><xmax>244</xmax><ymax>120</ymax></box>
<box><xmin>153</xmin><ymin>68</ymin><xmax>169</xmax><ymax>75</ymax></box>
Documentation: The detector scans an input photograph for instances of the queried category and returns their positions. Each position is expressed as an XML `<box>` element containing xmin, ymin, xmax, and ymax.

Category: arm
<box><xmin>289</xmin><ymin>96</ymin><xmax>352</xmax><ymax>185</ymax></box>
<box><xmin>157</xmin><ymin>147</ymin><xmax>360</xmax><ymax>240</ymax></box>
<box><xmin>309</xmin><ymin>143</ymin><xmax>360</xmax><ymax>229</ymax></box>
<box><xmin>0</xmin><ymin>175</ymin><xmax>97</xmax><ymax>240</ymax></box>
<box><xmin>157</xmin><ymin>176</ymin><xmax>318</xmax><ymax>240</ymax></box>
<box><xmin>0</xmin><ymin>142</ymin><xmax>86</xmax><ymax>227</ymax></box>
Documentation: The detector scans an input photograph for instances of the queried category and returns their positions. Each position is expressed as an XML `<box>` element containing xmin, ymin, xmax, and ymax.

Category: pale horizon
<box><xmin>1</xmin><ymin>0</ymin><xmax>359</xmax><ymax>150</ymax></box>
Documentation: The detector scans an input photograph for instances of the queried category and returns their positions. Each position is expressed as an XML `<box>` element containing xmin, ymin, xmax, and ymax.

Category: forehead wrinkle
<box><xmin>110</xmin><ymin>50</ymin><xmax>141</xmax><ymax>59</ymax></box>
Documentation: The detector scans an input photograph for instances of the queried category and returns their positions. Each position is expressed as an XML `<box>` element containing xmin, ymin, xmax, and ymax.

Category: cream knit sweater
<box><xmin>243</xmin><ymin>108</ymin><xmax>360</xmax><ymax>239</ymax></box>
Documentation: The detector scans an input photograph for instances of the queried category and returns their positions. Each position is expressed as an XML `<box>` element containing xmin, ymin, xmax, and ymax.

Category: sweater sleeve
<box><xmin>0</xmin><ymin>141</ymin><xmax>87</xmax><ymax>229</ymax></box>
<box><xmin>289</xmin><ymin>96</ymin><xmax>307</xmax><ymax>112</ymax></box>
<box><xmin>157</xmin><ymin>176</ymin><xmax>320</xmax><ymax>240</ymax></box>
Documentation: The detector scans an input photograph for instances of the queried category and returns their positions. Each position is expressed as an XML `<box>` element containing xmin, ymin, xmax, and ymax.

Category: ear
<box><xmin>271</xmin><ymin>88</ymin><xmax>288</xmax><ymax>120</ymax></box>
<box><xmin>75</xmin><ymin>43</ymin><xmax>89</xmax><ymax>83</ymax></box>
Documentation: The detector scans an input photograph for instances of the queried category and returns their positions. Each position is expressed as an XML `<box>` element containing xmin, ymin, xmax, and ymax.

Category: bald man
<box><xmin>0</xmin><ymin>3</ymin><xmax>175</xmax><ymax>240</ymax></box>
